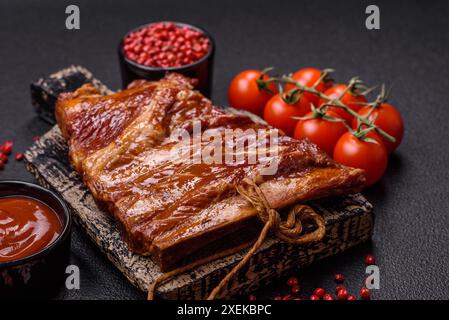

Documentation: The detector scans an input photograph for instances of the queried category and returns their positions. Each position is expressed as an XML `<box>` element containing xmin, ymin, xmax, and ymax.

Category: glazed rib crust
<box><xmin>56</xmin><ymin>74</ymin><xmax>365</xmax><ymax>271</ymax></box>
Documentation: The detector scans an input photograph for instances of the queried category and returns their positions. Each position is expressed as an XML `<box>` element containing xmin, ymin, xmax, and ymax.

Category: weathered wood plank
<box><xmin>24</xmin><ymin>126</ymin><xmax>373</xmax><ymax>299</ymax></box>
<box><xmin>31</xmin><ymin>65</ymin><xmax>112</xmax><ymax>124</ymax></box>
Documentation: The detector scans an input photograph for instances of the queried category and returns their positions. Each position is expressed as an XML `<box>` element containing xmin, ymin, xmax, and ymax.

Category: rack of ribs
<box><xmin>55</xmin><ymin>73</ymin><xmax>365</xmax><ymax>272</ymax></box>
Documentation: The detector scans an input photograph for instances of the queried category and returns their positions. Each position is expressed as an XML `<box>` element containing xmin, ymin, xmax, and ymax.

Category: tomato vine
<box><xmin>259</xmin><ymin>69</ymin><xmax>396</xmax><ymax>144</ymax></box>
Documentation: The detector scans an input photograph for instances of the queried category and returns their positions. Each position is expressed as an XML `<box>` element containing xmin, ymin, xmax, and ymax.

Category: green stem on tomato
<box><xmin>255</xmin><ymin>67</ymin><xmax>277</xmax><ymax>94</ymax></box>
<box><xmin>311</xmin><ymin>68</ymin><xmax>334</xmax><ymax>89</ymax></box>
<box><xmin>264</xmin><ymin>75</ymin><xmax>396</xmax><ymax>143</ymax></box>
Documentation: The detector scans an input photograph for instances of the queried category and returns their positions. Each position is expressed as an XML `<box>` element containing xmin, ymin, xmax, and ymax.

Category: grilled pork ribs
<box><xmin>56</xmin><ymin>74</ymin><xmax>365</xmax><ymax>271</ymax></box>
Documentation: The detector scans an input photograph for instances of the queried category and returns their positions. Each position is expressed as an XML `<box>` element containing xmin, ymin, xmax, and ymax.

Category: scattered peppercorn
<box><xmin>291</xmin><ymin>286</ymin><xmax>300</xmax><ymax>294</ymax></box>
<box><xmin>0</xmin><ymin>141</ymin><xmax>27</xmax><ymax>170</ymax></box>
<box><xmin>365</xmin><ymin>254</ymin><xmax>376</xmax><ymax>265</ymax></box>
<box><xmin>0</xmin><ymin>140</ymin><xmax>15</xmax><ymax>170</ymax></box>
<box><xmin>287</xmin><ymin>276</ymin><xmax>299</xmax><ymax>287</ymax></box>
<box><xmin>335</xmin><ymin>285</ymin><xmax>346</xmax><ymax>293</ymax></box>
<box><xmin>1</xmin><ymin>140</ymin><xmax>13</xmax><ymax>155</ymax></box>
<box><xmin>360</xmin><ymin>287</ymin><xmax>370</xmax><ymax>300</ymax></box>
<box><xmin>334</xmin><ymin>273</ymin><xmax>345</xmax><ymax>283</ymax></box>
<box><xmin>323</xmin><ymin>293</ymin><xmax>335</xmax><ymax>301</ymax></box>
<box><xmin>265</xmin><ymin>261</ymin><xmax>375</xmax><ymax>300</ymax></box>
<box><xmin>123</xmin><ymin>22</ymin><xmax>210</xmax><ymax>68</ymax></box>
<box><xmin>0</xmin><ymin>153</ymin><xmax>8</xmax><ymax>163</ymax></box>
<box><xmin>337</xmin><ymin>288</ymin><xmax>349</xmax><ymax>300</ymax></box>
<box><xmin>313</xmin><ymin>287</ymin><xmax>326</xmax><ymax>298</ymax></box>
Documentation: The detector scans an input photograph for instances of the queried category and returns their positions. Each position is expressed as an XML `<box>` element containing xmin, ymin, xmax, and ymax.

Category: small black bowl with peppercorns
<box><xmin>118</xmin><ymin>21</ymin><xmax>215</xmax><ymax>97</ymax></box>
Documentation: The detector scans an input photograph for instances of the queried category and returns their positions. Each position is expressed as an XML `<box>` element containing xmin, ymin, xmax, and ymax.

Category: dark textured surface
<box><xmin>0</xmin><ymin>0</ymin><xmax>448</xmax><ymax>300</ymax></box>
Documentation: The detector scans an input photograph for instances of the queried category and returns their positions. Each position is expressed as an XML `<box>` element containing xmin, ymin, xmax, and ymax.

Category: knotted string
<box><xmin>147</xmin><ymin>177</ymin><xmax>326</xmax><ymax>300</ymax></box>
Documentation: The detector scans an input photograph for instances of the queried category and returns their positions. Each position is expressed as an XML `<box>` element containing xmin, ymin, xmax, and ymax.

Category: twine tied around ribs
<box><xmin>147</xmin><ymin>177</ymin><xmax>326</xmax><ymax>300</ymax></box>
<box><xmin>236</xmin><ymin>177</ymin><xmax>326</xmax><ymax>245</ymax></box>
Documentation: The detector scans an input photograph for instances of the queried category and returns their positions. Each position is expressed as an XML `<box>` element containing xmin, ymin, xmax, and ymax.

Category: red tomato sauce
<box><xmin>0</xmin><ymin>196</ymin><xmax>62</xmax><ymax>262</ymax></box>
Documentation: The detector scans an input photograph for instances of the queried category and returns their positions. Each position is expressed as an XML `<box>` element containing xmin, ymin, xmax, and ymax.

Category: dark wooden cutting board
<box><xmin>24</xmin><ymin>67</ymin><xmax>374</xmax><ymax>299</ymax></box>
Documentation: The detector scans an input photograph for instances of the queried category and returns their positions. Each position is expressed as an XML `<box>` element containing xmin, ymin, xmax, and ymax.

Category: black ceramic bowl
<box><xmin>118</xmin><ymin>21</ymin><xmax>215</xmax><ymax>97</ymax></box>
<box><xmin>0</xmin><ymin>181</ymin><xmax>71</xmax><ymax>299</ymax></box>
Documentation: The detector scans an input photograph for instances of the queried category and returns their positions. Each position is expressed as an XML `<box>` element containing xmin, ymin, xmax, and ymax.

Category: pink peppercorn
<box><xmin>123</xmin><ymin>22</ymin><xmax>210</xmax><ymax>68</ymax></box>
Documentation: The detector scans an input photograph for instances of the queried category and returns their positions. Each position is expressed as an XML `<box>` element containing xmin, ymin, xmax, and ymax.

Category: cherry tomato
<box><xmin>264</xmin><ymin>93</ymin><xmax>311</xmax><ymax>136</ymax></box>
<box><xmin>333</xmin><ymin>131</ymin><xmax>388</xmax><ymax>186</ymax></box>
<box><xmin>353</xmin><ymin>102</ymin><xmax>404</xmax><ymax>153</ymax></box>
<box><xmin>294</xmin><ymin>110</ymin><xmax>347</xmax><ymax>155</ymax></box>
<box><xmin>228</xmin><ymin>70</ymin><xmax>277</xmax><ymax>116</ymax></box>
<box><xmin>319</xmin><ymin>84</ymin><xmax>367</xmax><ymax>124</ymax></box>
<box><xmin>285</xmin><ymin>68</ymin><xmax>332</xmax><ymax>106</ymax></box>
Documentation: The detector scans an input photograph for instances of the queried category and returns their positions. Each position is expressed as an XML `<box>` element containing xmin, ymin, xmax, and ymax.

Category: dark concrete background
<box><xmin>0</xmin><ymin>0</ymin><xmax>448</xmax><ymax>300</ymax></box>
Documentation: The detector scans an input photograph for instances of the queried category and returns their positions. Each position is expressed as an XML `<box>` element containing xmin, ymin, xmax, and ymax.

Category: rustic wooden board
<box><xmin>31</xmin><ymin>65</ymin><xmax>112</xmax><ymax>124</ymax></box>
<box><xmin>24</xmin><ymin>126</ymin><xmax>374</xmax><ymax>299</ymax></box>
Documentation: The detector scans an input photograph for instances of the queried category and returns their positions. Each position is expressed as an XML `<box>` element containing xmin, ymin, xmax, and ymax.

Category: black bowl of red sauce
<box><xmin>118</xmin><ymin>21</ymin><xmax>215</xmax><ymax>97</ymax></box>
<box><xmin>0</xmin><ymin>181</ymin><xmax>71</xmax><ymax>299</ymax></box>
